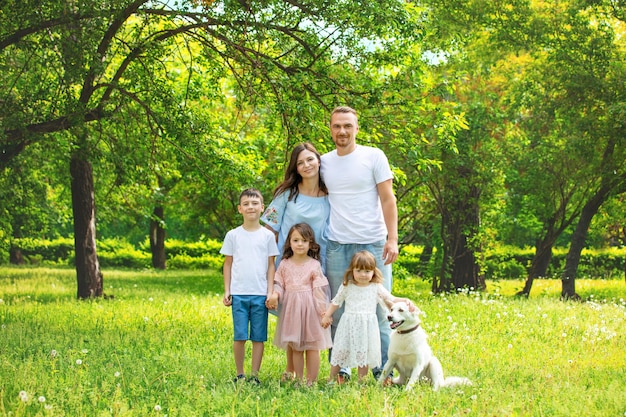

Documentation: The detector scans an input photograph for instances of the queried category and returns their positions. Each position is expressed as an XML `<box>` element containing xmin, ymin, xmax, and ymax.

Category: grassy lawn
<box><xmin>0</xmin><ymin>266</ymin><xmax>624</xmax><ymax>416</ymax></box>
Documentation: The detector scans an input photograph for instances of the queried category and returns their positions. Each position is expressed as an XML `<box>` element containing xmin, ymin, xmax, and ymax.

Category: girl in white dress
<box><xmin>321</xmin><ymin>250</ymin><xmax>412</xmax><ymax>383</ymax></box>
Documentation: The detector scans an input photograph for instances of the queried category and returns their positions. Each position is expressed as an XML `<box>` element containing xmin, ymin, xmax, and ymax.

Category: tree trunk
<box><xmin>562</xmin><ymin>187</ymin><xmax>611</xmax><ymax>300</ymax></box>
<box><xmin>150</xmin><ymin>205</ymin><xmax>166</xmax><ymax>269</ymax></box>
<box><xmin>452</xmin><ymin>234</ymin><xmax>485</xmax><ymax>290</ymax></box>
<box><xmin>70</xmin><ymin>155</ymin><xmax>103</xmax><ymax>299</ymax></box>
<box><xmin>418</xmin><ymin>244</ymin><xmax>433</xmax><ymax>276</ymax></box>
<box><xmin>517</xmin><ymin>234</ymin><xmax>555</xmax><ymax>297</ymax></box>
<box><xmin>9</xmin><ymin>246</ymin><xmax>25</xmax><ymax>264</ymax></box>
<box><xmin>435</xmin><ymin>179</ymin><xmax>484</xmax><ymax>292</ymax></box>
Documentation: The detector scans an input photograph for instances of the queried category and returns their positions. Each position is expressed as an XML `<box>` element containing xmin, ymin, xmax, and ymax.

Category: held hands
<box><xmin>321</xmin><ymin>311</ymin><xmax>333</xmax><ymax>329</ymax></box>
<box><xmin>265</xmin><ymin>292</ymin><xmax>279</xmax><ymax>310</ymax></box>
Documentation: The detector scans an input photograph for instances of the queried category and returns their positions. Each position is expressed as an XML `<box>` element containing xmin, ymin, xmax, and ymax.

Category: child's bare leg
<box><xmin>292</xmin><ymin>348</ymin><xmax>305</xmax><ymax>381</ymax></box>
<box><xmin>250</xmin><ymin>341</ymin><xmax>264</xmax><ymax>376</ymax></box>
<box><xmin>328</xmin><ymin>364</ymin><xmax>341</xmax><ymax>381</ymax></box>
<box><xmin>305</xmin><ymin>350</ymin><xmax>321</xmax><ymax>385</ymax></box>
<box><xmin>357</xmin><ymin>366</ymin><xmax>369</xmax><ymax>382</ymax></box>
<box><xmin>233</xmin><ymin>341</ymin><xmax>246</xmax><ymax>376</ymax></box>
<box><xmin>283</xmin><ymin>345</ymin><xmax>295</xmax><ymax>379</ymax></box>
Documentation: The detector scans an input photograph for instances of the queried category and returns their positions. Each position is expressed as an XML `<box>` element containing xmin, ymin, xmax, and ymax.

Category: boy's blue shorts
<box><xmin>231</xmin><ymin>295</ymin><xmax>268</xmax><ymax>342</ymax></box>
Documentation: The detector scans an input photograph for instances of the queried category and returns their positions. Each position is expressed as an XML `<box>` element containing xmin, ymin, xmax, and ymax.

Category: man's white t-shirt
<box><xmin>321</xmin><ymin>145</ymin><xmax>393</xmax><ymax>244</ymax></box>
<box><xmin>220</xmin><ymin>226</ymin><xmax>279</xmax><ymax>295</ymax></box>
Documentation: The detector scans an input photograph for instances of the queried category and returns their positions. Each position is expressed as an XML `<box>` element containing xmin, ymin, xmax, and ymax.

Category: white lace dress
<box><xmin>329</xmin><ymin>283</ymin><xmax>393</xmax><ymax>369</ymax></box>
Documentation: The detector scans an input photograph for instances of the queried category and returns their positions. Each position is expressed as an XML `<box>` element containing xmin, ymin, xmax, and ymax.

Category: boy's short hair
<box><xmin>239</xmin><ymin>188</ymin><xmax>264</xmax><ymax>204</ymax></box>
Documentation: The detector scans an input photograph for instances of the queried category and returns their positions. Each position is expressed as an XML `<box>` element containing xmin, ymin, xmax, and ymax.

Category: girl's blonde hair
<box><xmin>342</xmin><ymin>250</ymin><xmax>384</xmax><ymax>285</ymax></box>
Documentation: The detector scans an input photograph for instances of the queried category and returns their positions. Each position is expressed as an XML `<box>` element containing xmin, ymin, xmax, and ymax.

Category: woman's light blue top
<box><xmin>261</xmin><ymin>191</ymin><xmax>330</xmax><ymax>272</ymax></box>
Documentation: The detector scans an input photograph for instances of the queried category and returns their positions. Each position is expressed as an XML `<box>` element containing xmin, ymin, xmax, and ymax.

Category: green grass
<box><xmin>1</xmin><ymin>266</ymin><xmax>624</xmax><ymax>416</ymax></box>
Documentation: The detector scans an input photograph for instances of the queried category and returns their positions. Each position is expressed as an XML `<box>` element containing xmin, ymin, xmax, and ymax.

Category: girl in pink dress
<box><xmin>267</xmin><ymin>223</ymin><xmax>332</xmax><ymax>386</ymax></box>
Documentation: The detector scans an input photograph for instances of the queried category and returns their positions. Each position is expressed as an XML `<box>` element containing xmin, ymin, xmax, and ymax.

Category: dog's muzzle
<box><xmin>388</xmin><ymin>315</ymin><xmax>404</xmax><ymax>330</ymax></box>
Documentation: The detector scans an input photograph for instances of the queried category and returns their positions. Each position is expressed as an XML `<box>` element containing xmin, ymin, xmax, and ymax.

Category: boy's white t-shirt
<box><xmin>321</xmin><ymin>145</ymin><xmax>393</xmax><ymax>244</ymax></box>
<box><xmin>220</xmin><ymin>226</ymin><xmax>280</xmax><ymax>296</ymax></box>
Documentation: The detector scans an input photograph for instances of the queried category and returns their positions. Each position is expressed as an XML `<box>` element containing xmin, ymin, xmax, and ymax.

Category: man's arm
<box><xmin>377</xmin><ymin>178</ymin><xmax>399</xmax><ymax>265</ymax></box>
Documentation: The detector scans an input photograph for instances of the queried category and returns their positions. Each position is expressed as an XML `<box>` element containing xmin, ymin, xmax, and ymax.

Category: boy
<box><xmin>220</xmin><ymin>188</ymin><xmax>280</xmax><ymax>385</ymax></box>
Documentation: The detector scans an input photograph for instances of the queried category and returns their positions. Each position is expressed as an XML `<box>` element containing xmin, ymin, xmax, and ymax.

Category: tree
<box><xmin>1</xmin><ymin>0</ymin><xmax>419</xmax><ymax>297</ymax></box>
<box><xmin>505</xmin><ymin>1</ymin><xmax>626</xmax><ymax>297</ymax></box>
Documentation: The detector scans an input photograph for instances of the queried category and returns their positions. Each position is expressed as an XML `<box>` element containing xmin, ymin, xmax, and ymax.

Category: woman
<box><xmin>261</xmin><ymin>142</ymin><xmax>330</xmax><ymax>382</ymax></box>
<box><xmin>261</xmin><ymin>142</ymin><xmax>330</xmax><ymax>272</ymax></box>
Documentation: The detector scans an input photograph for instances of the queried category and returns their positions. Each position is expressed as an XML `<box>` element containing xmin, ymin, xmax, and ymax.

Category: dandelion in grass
<box><xmin>50</xmin><ymin>349</ymin><xmax>57</xmax><ymax>358</ymax></box>
<box><xmin>19</xmin><ymin>391</ymin><xmax>28</xmax><ymax>402</ymax></box>
<box><xmin>561</xmin><ymin>333</ymin><xmax>567</xmax><ymax>338</ymax></box>
<box><xmin>154</xmin><ymin>404</ymin><xmax>162</xmax><ymax>411</ymax></box>
<box><xmin>114</xmin><ymin>371</ymin><xmax>121</xmax><ymax>378</ymax></box>
<box><xmin>144</xmin><ymin>317</ymin><xmax>149</xmax><ymax>322</ymax></box>
<box><xmin>76</xmin><ymin>359</ymin><xmax>83</xmax><ymax>365</ymax></box>
<box><xmin>38</xmin><ymin>396</ymin><xmax>46</xmax><ymax>403</ymax></box>
<box><xmin>508</xmin><ymin>344</ymin><xmax>513</xmax><ymax>349</ymax></box>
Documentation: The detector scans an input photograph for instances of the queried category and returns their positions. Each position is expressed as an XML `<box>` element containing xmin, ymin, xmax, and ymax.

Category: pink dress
<box><xmin>273</xmin><ymin>257</ymin><xmax>333</xmax><ymax>351</ymax></box>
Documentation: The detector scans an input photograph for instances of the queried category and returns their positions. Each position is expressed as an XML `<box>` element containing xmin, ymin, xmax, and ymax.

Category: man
<box><xmin>321</xmin><ymin>106</ymin><xmax>399</xmax><ymax>382</ymax></box>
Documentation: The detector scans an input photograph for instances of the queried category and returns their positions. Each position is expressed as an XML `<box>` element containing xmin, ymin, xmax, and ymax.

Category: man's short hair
<box><xmin>330</xmin><ymin>106</ymin><xmax>357</xmax><ymax>121</ymax></box>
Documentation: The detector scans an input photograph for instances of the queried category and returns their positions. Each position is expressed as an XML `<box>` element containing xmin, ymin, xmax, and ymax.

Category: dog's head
<box><xmin>387</xmin><ymin>301</ymin><xmax>422</xmax><ymax>331</ymax></box>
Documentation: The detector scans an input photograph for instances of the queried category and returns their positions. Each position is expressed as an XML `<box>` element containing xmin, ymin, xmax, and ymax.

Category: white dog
<box><xmin>378</xmin><ymin>301</ymin><xmax>472</xmax><ymax>391</ymax></box>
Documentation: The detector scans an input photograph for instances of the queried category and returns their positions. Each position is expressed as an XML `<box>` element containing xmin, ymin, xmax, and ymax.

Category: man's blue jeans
<box><xmin>326</xmin><ymin>239</ymin><xmax>392</xmax><ymax>374</ymax></box>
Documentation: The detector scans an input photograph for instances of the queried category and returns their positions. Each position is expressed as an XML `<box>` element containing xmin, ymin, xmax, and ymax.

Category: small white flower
<box><xmin>19</xmin><ymin>391</ymin><xmax>28</xmax><ymax>402</ymax></box>
<box><xmin>507</xmin><ymin>344</ymin><xmax>513</xmax><ymax>349</ymax></box>
<box><xmin>38</xmin><ymin>396</ymin><xmax>46</xmax><ymax>403</ymax></box>
<box><xmin>470</xmin><ymin>394</ymin><xmax>477</xmax><ymax>401</ymax></box>
<box><xmin>149</xmin><ymin>297</ymin><xmax>154</xmax><ymax>302</ymax></box>
<box><xmin>561</xmin><ymin>333</ymin><xmax>567</xmax><ymax>338</ymax></box>
<box><xmin>154</xmin><ymin>405</ymin><xmax>162</xmax><ymax>411</ymax></box>
<box><xmin>76</xmin><ymin>359</ymin><xmax>82</xmax><ymax>365</ymax></box>
<box><xmin>50</xmin><ymin>349</ymin><xmax>57</xmax><ymax>358</ymax></box>
<box><xmin>144</xmin><ymin>317</ymin><xmax>149</xmax><ymax>322</ymax></box>
<box><xmin>114</xmin><ymin>371</ymin><xmax>121</xmax><ymax>377</ymax></box>
<box><xmin>81</xmin><ymin>349</ymin><xmax>89</xmax><ymax>354</ymax></box>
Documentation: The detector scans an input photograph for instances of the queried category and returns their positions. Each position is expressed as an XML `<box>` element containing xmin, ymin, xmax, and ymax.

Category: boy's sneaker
<box><xmin>233</xmin><ymin>374</ymin><xmax>246</xmax><ymax>383</ymax></box>
<box><xmin>247</xmin><ymin>375</ymin><xmax>261</xmax><ymax>386</ymax></box>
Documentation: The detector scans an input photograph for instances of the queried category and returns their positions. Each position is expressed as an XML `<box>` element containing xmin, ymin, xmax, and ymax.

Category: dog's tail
<box><xmin>441</xmin><ymin>376</ymin><xmax>472</xmax><ymax>388</ymax></box>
